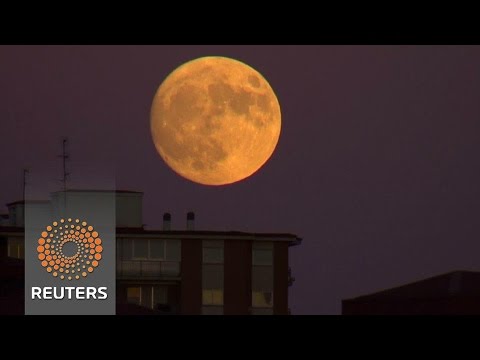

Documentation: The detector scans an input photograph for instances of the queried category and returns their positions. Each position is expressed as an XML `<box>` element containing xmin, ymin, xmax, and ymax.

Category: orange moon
<box><xmin>150</xmin><ymin>56</ymin><xmax>281</xmax><ymax>186</ymax></box>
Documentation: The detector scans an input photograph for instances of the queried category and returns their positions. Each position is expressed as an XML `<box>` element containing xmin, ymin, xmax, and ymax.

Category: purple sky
<box><xmin>1</xmin><ymin>45</ymin><xmax>480</xmax><ymax>314</ymax></box>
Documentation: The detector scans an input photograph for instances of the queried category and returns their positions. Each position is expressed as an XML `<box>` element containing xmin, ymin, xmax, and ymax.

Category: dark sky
<box><xmin>1</xmin><ymin>45</ymin><xmax>480</xmax><ymax>314</ymax></box>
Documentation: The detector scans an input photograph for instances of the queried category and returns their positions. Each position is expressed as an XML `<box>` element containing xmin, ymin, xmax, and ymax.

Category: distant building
<box><xmin>342</xmin><ymin>271</ymin><xmax>480</xmax><ymax>315</ymax></box>
<box><xmin>0</xmin><ymin>190</ymin><xmax>301</xmax><ymax>315</ymax></box>
<box><xmin>0</xmin><ymin>213</ymin><xmax>9</xmax><ymax>226</ymax></box>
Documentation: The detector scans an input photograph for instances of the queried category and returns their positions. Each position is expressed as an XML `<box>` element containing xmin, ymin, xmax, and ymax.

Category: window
<box><xmin>150</xmin><ymin>240</ymin><xmax>165</xmax><ymax>259</ymax></box>
<box><xmin>133</xmin><ymin>239</ymin><xmax>148</xmax><ymax>259</ymax></box>
<box><xmin>202</xmin><ymin>240</ymin><xmax>224</xmax><ymax>309</ymax></box>
<box><xmin>203</xmin><ymin>247</ymin><xmax>223</xmax><ymax>263</ymax></box>
<box><xmin>118</xmin><ymin>239</ymin><xmax>181</xmax><ymax>277</ymax></box>
<box><xmin>124</xmin><ymin>239</ymin><xmax>178</xmax><ymax>261</ymax></box>
<box><xmin>153</xmin><ymin>286</ymin><xmax>168</xmax><ymax>307</ymax></box>
<box><xmin>253</xmin><ymin>249</ymin><xmax>273</xmax><ymax>265</ymax></box>
<box><xmin>252</xmin><ymin>266</ymin><xmax>273</xmax><ymax>289</ymax></box>
<box><xmin>252</xmin><ymin>291</ymin><xmax>273</xmax><ymax>307</ymax></box>
<box><xmin>252</xmin><ymin>242</ymin><xmax>274</xmax><ymax>310</ymax></box>
<box><xmin>252</xmin><ymin>242</ymin><xmax>273</xmax><ymax>265</ymax></box>
<box><xmin>166</xmin><ymin>240</ymin><xmax>181</xmax><ymax>261</ymax></box>
<box><xmin>127</xmin><ymin>286</ymin><xmax>169</xmax><ymax>309</ymax></box>
<box><xmin>141</xmin><ymin>286</ymin><xmax>152</xmax><ymax>308</ymax></box>
<box><xmin>202</xmin><ymin>264</ymin><xmax>224</xmax><ymax>306</ymax></box>
<box><xmin>10</xmin><ymin>208</ymin><xmax>16</xmax><ymax>225</ymax></box>
<box><xmin>202</xmin><ymin>289</ymin><xmax>224</xmax><ymax>305</ymax></box>
<box><xmin>122</xmin><ymin>239</ymin><xmax>133</xmax><ymax>260</ymax></box>
<box><xmin>8</xmin><ymin>242</ymin><xmax>16</xmax><ymax>258</ymax></box>
<box><xmin>203</xmin><ymin>240</ymin><xmax>224</xmax><ymax>263</ymax></box>
<box><xmin>127</xmin><ymin>287</ymin><xmax>141</xmax><ymax>305</ymax></box>
<box><xmin>19</xmin><ymin>243</ymin><xmax>25</xmax><ymax>259</ymax></box>
<box><xmin>203</xmin><ymin>264</ymin><xmax>223</xmax><ymax>286</ymax></box>
<box><xmin>8</xmin><ymin>238</ymin><xmax>24</xmax><ymax>259</ymax></box>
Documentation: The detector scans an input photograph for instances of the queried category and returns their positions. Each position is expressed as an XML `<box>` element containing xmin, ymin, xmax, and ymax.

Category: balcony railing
<box><xmin>117</xmin><ymin>260</ymin><xmax>180</xmax><ymax>278</ymax></box>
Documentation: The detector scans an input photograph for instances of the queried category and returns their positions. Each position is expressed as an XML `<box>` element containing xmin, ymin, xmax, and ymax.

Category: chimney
<box><xmin>163</xmin><ymin>212</ymin><xmax>171</xmax><ymax>231</ymax></box>
<box><xmin>186</xmin><ymin>211</ymin><xmax>195</xmax><ymax>230</ymax></box>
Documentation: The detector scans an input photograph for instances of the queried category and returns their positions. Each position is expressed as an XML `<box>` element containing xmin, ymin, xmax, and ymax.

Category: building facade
<box><xmin>342</xmin><ymin>271</ymin><xmax>480</xmax><ymax>315</ymax></box>
<box><xmin>0</xmin><ymin>190</ymin><xmax>301</xmax><ymax>315</ymax></box>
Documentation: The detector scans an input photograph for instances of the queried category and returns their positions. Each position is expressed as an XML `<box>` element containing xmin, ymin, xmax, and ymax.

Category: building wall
<box><xmin>0</xmin><ymin>215</ymin><xmax>10</xmax><ymax>226</ymax></box>
<box><xmin>116</xmin><ymin>282</ymin><xmax>128</xmax><ymax>304</ymax></box>
<box><xmin>0</xmin><ymin>237</ymin><xmax>7</xmax><ymax>258</ymax></box>
<box><xmin>274</xmin><ymin>242</ymin><xmax>289</xmax><ymax>315</ymax></box>
<box><xmin>224</xmin><ymin>240</ymin><xmax>252</xmax><ymax>315</ymax></box>
<box><xmin>8</xmin><ymin>204</ymin><xmax>25</xmax><ymax>227</ymax></box>
<box><xmin>168</xmin><ymin>284</ymin><xmax>180</xmax><ymax>312</ymax></box>
<box><xmin>180</xmin><ymin>239</ymin><xmax>202</xmax><ymax>314</ymax></box>
<box><xmin>0</xmin><ymin>227</ymin><xmax>296</xmax><ymax>315</ymax></box>
<box><xmin>104</xmin><ymin>237</ymin><xmax>292</xmax><ymax>315</ymax></box>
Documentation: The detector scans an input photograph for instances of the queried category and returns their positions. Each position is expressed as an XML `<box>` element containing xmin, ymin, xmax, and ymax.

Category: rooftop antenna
<box><xmin>22</xmin><ymin>168</ymin><xmax>29</xmax><ymax>203</ymax></box>
<box><xmin>58</xmin><ymin>137</ymin><xmax>70</xmax><ymax>210</ymax></box>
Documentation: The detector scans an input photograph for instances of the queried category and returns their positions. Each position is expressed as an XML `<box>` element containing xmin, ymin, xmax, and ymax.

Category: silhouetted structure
<box><xmin>0</xmin><ymin>190</ymin><xmax>301</xmax><ymax>315</ymax></box>
<box><xmin>342</xmin><ymin>271</ymin><xmax>480</xmax><ymax>315</ymax></box>
<box><xmin>0</xmin><ymin>256</ymin><xmax>24</xmax><ymax>315</ymax></box>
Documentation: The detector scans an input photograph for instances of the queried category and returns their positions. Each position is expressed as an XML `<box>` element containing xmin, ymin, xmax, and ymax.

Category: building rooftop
<box><xmin>6</xmin><ymin>200</ymin><xmax>50</xmax><ymax>207</ymax></box>
<box><xmin>52</xmin><ymin>189</ymin><xmax>143</xmax><ymax>194</ymax></box>
<box><xmin>1</xmin><ymin>191</ymin><xmax>301</xmax><ymax>246</ymax></box>
<box><xmin>6</xmin><ymin>200</ymin><xmax>24</xmax><ymax>206</ymax></box>
<box><xmin>116</xmin><ymin>228</ymin><xmax>301</xmax><ymax>244</ymax></box>
<box><xmin>344</xmin><ymin>271</ymin><xmax>480</xmax><ymax>302</ymax></box>
<box><xmin>0</xmin><ymin>226</ymin><xmax>302</xmax><ymax>245</ymax></box>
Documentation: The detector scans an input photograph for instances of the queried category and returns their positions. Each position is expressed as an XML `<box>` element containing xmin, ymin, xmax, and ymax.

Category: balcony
<box><xmin>117</xmin><ymin>260</ymin><xmax>180</xmax><ymax>279</ymax></box>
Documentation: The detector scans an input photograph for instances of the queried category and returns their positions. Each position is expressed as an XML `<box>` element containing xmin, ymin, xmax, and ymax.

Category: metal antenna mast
<box><xmin>60</xmin><ymin>138</ymin><xmax>70</xmax><ymax>192</ymax></box>
<box><xmin>59</xmin><ymin>138</ymin><xmax>70</xmax><ymax>210</ymax></box>
<box><xmin>22</xmin><ymin>168</ymin><xmax>29</xmax><ymax>203</ymax></box>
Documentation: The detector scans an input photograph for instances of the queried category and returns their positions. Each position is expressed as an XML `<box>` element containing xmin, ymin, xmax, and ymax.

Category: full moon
<box><xmin>150</xmin><ymin>56</ymin><xmax>281</xmax><ymax>186</ymax></box>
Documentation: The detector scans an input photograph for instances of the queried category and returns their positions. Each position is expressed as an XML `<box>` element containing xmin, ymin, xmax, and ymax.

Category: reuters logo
<box><xmin>37</xmin><ymin>218</ymin><xmax>103</xmax><ymax>281</ymax></box>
